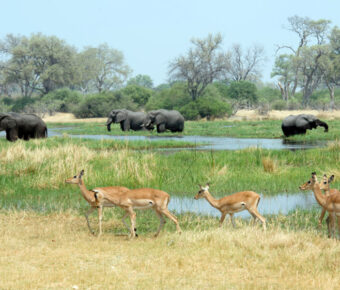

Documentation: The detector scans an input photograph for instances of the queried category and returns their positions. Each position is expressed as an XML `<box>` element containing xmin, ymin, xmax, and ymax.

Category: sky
<box><xmin>1</xmin><ymin>0</ymin><xmax>340</xmax><ymax>86</ymax></box>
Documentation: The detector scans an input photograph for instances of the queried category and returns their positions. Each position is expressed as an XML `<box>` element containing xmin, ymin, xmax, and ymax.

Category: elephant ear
<box><xmin>155</xmin><ymin>113</ymin><xmax>166</xmax><ymax>125</ymax></box>
<box><xmin>0</xmin><ymin>116</ymin><xmax>16</xmax><ymax>129</ymax></box>
<box><xmin>116</xmin><ymin>111</ymin><xmax>127</xmax><ymax>123</ymax></box>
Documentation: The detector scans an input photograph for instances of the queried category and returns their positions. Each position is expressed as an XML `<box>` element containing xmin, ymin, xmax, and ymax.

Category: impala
<box><xmin>194</xmin><ymin>184</ymin><xmax>266</xmax><ymax>230</ymax></box>
<box><xmin>108</xmin><ymin>187</ymin><xmax>182</xmax><ymax>238</ymax></box>
<box><xmin>299</xmin><ymin>172</ymin><xmax>340</xmax><ymax>238</ymax></box>
<box><xmin>65</xmin><ymin>170</ymin><xmax>129</xmax><ymax>236</ymax></box>
<box><xmin>317</xmin><ymin>174</ymin><xmax>340</xmax><ymax>234</ymax></box>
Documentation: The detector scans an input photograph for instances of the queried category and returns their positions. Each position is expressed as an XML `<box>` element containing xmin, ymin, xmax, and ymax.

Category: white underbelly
<box><xmin>130</xmin><ymin>199</ymin><xmax>154</xmax><ymax>210</ymax></box>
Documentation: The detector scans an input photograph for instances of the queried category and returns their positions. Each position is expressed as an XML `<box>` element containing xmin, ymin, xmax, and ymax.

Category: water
<box><xmin>0</xmin><ymin>128</ymin><xmax>326</xmax><ymax>150</ymax></box>
<box><xmin>168</xmin><ymin>192</ymin><xmax>318</xmax><ymax>218</ymax></box>
<box><xmin>47</xmin><ymin>129</ymin><xmax>325</xmax><ymax>151</ymax></box>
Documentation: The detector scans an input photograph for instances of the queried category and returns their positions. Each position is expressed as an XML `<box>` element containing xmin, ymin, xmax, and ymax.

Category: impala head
<box><xmin>194</xmin><ymin>184</ymin><xmax>210</xmax><ymax>199</ymax></box>
<box><xmin>65</xmin><ymin>169</ymin><xmax>85</xmax><ymax>185</ymax></box>
<box><xmin>299</xmin><ymin>172</ymin><xmax>318</xmax><ymax>190</ymax></box>
<box><xmin>319</xmin><ymin>174</ymin><xmax>335</xmax><ymax>191</ymax></box>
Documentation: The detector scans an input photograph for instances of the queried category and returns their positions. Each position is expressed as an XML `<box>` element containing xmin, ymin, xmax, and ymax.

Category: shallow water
<box><xmin>46</xmin><ymin>128</ymin><xmax>326</xmax><ymax>151</ymax></box>
<box><xmin>168</xmin><ymin>192</ymin><xmax>318</xmax><ymax>218</ymax></box>
<box><xmin>0</xmin><ymin>127</ymin><xmax>326</xmax><ymax>150</ymax></box>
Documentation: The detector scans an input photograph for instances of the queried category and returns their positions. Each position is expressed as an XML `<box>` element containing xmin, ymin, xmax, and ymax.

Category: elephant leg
<box><xmin>122</xmin><ymin>121</ymin><xmax>130</xmax><ymax>131</ymax></box>
<box><xmin>6</xmin><ymin>129</ymin><xmax>18</xmax><ymax>142</ymax></box>
<box><xmin>157</xmin><ymin>123</ymin><xmax>166</xmax><ymax>133</ymax></box>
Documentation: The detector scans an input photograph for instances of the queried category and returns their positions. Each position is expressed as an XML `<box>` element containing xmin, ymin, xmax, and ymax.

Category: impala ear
<box><xmin>329</xmin><ymin>175</ymin><xmax>335</xmax><ymax>183</ymax></box>
<box><xmin>205</xmin><ymin>183</ymin><xmax>210</xmax><ymax>189</ymax></box>
<box><xmin>79</xmin><ymin>170</ymin><xmax>84</xmax><ymax>178</ymax></box>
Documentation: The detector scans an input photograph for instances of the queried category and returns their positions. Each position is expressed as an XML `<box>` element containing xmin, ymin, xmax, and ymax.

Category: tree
<box><xmin>83</xmin><ymin>44</ymin><xmax>131</xmax><ymax>93</ymax></box>
<box><xmin>227</xmin><ymin>81</ymin><xmax>258</xmax><ymax>108</ymax></box>
<box><xmin>169</xmin><ymin>33</ymin><xmax>230</xmax><ymax>101</ymax></box>
<box><xmin>127</xmin><ymin>74</ymin><xmax>153</xmax><ymax>88</ymax></box>
<box><xmin>0</xmin><ymin>34</ymin><xmax>78</xmax><ymax>96</ymax></box>
<box><xmin>121</xmin><ymin>84</ymin><xmax>153</xmax><ymax>107</ymax></box>
<box><xmin>321</xmin><ymin>27</ymin><xmax>340</xmax><ymax>109</ymax></box>
<box><xmin>226</xmin><ymin>44</ymin><xmax>265</xmax><ymax>82</ymax></box>
<box><xmin>271</xmin><ymin>54</ymin><xmax>295</xmax><ymax>101</ymax></box>
<box><xmin>274</xmin><ymin>16</ymin><xmax>332</xmax><ymax>106</ymax></box>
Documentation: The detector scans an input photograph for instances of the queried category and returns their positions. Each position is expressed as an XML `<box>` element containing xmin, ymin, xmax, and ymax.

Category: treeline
<box><xmin>0</xmin><ymin>15</ymin><xmax>339</xmax><ymax>119</ymax></box>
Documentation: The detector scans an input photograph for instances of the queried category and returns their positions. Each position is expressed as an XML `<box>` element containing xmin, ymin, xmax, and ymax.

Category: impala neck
<box><xmin>312</xmin><ymin>183</ymin><xmax>327</xmax><ymax>208</ymax></box>
<box><xmin>204</xmin><ymin>191</ymin><xmax>220</xmax><ymax>210</ymax></box>
<box><xmin>78</xmin><ymin>179</ymin><xmax>95</xmax><ymax>204</ymax></box>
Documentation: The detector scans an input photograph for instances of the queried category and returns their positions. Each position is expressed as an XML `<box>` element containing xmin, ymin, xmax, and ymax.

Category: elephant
<box><xmin>144</xmin><ymin>109</ymin><xmax>185</xmax><ymax>133</ymax></box>
<box><xmin>281</xmin><ymin>114</ymin><xmax>328</xmax><ymax>137</ymax></box>
<box><xmin>0</xmin><ymin>112</ymin><xmax>48</xmax><ymax>142</ymax></box>
<box><xmin>105</xmin><ymin>109</ymin><xmax>154</xmax><ymax>132</ymax></box>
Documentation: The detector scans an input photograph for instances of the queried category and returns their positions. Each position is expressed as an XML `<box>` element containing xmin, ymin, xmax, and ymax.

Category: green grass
<box><xmin>1</xmin><ymin>137</ymin><xmax>340</xmax><ymax>213</ymax></box>
<box><xmin>48</xmin><ymin>119</ymin><xmax>340</xmax><ymax>141</ymax></box>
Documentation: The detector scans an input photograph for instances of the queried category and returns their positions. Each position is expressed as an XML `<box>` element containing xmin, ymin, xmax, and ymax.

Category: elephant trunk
<box><xmin>106</xmin><ymin>118</ymin><xmax>113</xmax><ymax>132</ymax></box>
<box><xmin>316</xmin><ymin>120</ymin><xmax>328</xmax><ymax>132</ymax></box>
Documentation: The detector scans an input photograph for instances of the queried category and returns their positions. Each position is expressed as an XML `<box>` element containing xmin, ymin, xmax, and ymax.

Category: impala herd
<box><xmin>66</xmin><ymin>170</ymin><xmax>340</xmax><ymax>239</ymax></box>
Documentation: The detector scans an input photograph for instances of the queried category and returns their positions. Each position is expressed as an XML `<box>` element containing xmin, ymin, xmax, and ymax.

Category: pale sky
<box><xmin>1</xmin><ymin>0</ymin><xmax>340</xmax><ymax>85</ymax></box>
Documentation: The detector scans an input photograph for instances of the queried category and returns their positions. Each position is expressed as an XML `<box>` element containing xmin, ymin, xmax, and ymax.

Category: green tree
<box><xmin>0</xmin><ymin>33</ymin><xmax>78</xmax><ymax>96</ymax></box>
<box><xmin>82</xmin><ymin>44</ymin><xmax>131</xmax><ymax>93</ymax></box>
<box><xmin>169</xmin><ymin>33</ymin><xmax>230</xmax><ymax>101</ymax></box>
<box><xmin>127</xmin><ymin>74</ymin><xmax>153</xmax><ymax>88</ymax></box>
<box><xmin>227</xmin><ymin>81</ymin><xmax>258</xmax><ymax>108</ymax></box>
<box><xmin>121</xmin><ymin>84</ymin><xmax>153</xmax><ymax>107</ymax></box>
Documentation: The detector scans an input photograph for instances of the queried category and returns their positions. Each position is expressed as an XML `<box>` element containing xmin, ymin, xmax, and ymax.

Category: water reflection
<box><xmin>168</xmin><ymin>192</ymin><xmax>317</xmax><ymax>218</ymax></box>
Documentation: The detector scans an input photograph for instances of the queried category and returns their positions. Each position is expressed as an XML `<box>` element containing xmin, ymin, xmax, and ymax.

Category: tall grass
<box><xmin>1</xmin><ymin>137</ymin><xmax>340</xmax><ymax>212</ymax></box>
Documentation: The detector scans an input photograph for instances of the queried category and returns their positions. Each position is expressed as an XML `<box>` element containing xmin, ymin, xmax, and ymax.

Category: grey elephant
<box><xmin>106</xmin><ymin>109</ymin><xmax>153</xmax><ymax>132</ymax></box>
<box><xmin>0</xmin><ymin>112</ymin><xmax>48</xmax><ymax>142</ymax></box>
<box><xmin>281</xmin><ymin>114</ymin><xmax>328</xmax><ymax>137</ymax></box>
<box><xmin>144</xmin><ymin>109</ymin><xmax>185</xmax><ymax>133</ymax></box>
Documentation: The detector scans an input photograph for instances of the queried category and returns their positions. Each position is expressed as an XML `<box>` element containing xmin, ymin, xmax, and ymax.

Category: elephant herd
<box><xmin>0</xmin><ymin>110</ymin><xmax>329</xmax><ymax>142</ymax></box>
<box><xmin>106</xmin><ymin>109</ymin><xmax>185</xmax><ymax>133</ymax></box>
<box><xmin>0</xmin><ymin>112</ymin><xmax>47</xmax><ymax>142</ymax></box>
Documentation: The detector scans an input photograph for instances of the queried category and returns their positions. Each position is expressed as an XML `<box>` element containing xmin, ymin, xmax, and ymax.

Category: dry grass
<box><xmin>262</xmin><ymin>156</ymin><xmax>277</xmax><ymax>173</ymax></box>
<box><xmin>0</xmin><ymin>211</ymin><xmax>339</xmax><ymax>289</ymax></box>
<box><xmin>43</xmin><ymin>113</ymin><xmax>106</xmax><ymax>123</ymax></box>
<box><xmin>231</xmin><ymin>109</ymin><xmax>340</xmax><ymax>121</ymax></box>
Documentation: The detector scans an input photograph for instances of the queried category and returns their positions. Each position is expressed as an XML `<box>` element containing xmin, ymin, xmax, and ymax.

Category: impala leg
<box><xmin>247</xmin><ymin>207</ymin><xmax>266</xmax><ymax>231</ymax></box>
<box><xmin>219</xmin><ymin>212</ymin><xmax>227</xmax><ymax>227</ymax></box>
<box><xmin>127</xmin><ymin>207</ymin><xmax>137</xmax><ymax>238</ymax></box>
<box><xmin>161</xmin><ymin>209</ymin><xmax>182</xmax><ymax>234</ymax></box>
<box><xmin>326</xmin><ymin>215</ymin><xmax>331</xmax><ymax>238</ymax></box>
<box><xmin>318</xmin><ymin>208</ymin><xmax>327</xmax><ymax>229</ymax></box>
<box><xmin>85</xmin><ymin>207</ymin><xmax>96</xmax><ymax>235</ymax></box>
<box><xmin>121</xmin><ymin>212</ymin><xmax>130</xmax><ymax>231</ymax></box>
<box><xmin>98</xmin><ymin>205</ymin><xmax>103</xmax><ymax>237</ymax></box>
<box><xmin>337</xmin><ymin>216</ymin><xmax>340</xmax><ymax>239</ymax></box>
<box><xmin>230</xmin><ymin>213</ymin><xmax>236</xmax><ymax>228</ymax></box>
<box><xmin>154</xmin><ymin>210</ymin><xmax>166</xmax><ymax>237</ymax></box>
<box><xmin>331</xmin><ymin>212</ymin><xmax>337</xmax><ymax>239</ymax></box>
<box><xmin>250</xmin><ymin>212</ymin><xmax>257</xmax><ymax>226</ymax></box>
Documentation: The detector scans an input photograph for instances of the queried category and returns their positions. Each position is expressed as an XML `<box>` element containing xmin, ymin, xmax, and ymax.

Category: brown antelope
<box><xmin>299</xmin><ymin>172</ymin><xmax>340</xmax><ymax>238</ymax></box>
<box><xmin>194</xmin><ymin>184</ymin><xmax>266</xmax><ymax>230</ymax></box>
<box><xmin>318</xmin><ymin>174</ymin><xmax>340</xmax><ymax>234</ymax></box>
<box><xmin>107</xmin><ymin>187</ymin><xmax>182</xmax><ymax>238</ymax></box>
<box><xmin>65</xmin><ymin>170</ymin><xmax>130</xmax><ymax>236</ymax></box>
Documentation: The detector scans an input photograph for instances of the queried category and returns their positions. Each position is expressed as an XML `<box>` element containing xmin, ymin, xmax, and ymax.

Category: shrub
<box><xmin>72</xmin><ymin>91</ymin><xmax>137</xmax><ymax>118</ymax></box>
<box><xmin>180</xmin><ymin>102</ymin><xmax>200</xmax><ymax>120</ymax></box>
<box><xmin>227</xmin><ymin>81</ymin><xmax>258</xmax><ymax>106</ymax></box>
<box><xmin>271</xmin><ymin>100</ymin><xmax>287</xmax><ymax>110</ymax></box>
<box><xmin>121</xmin><ymin>85</ymin><xmax>153</xmax><ymax>107</ymax></box>
<box><xmin>41</xmin><ymin>89</ymin><xmax>82</xmax><ymax>113</ymax></box>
